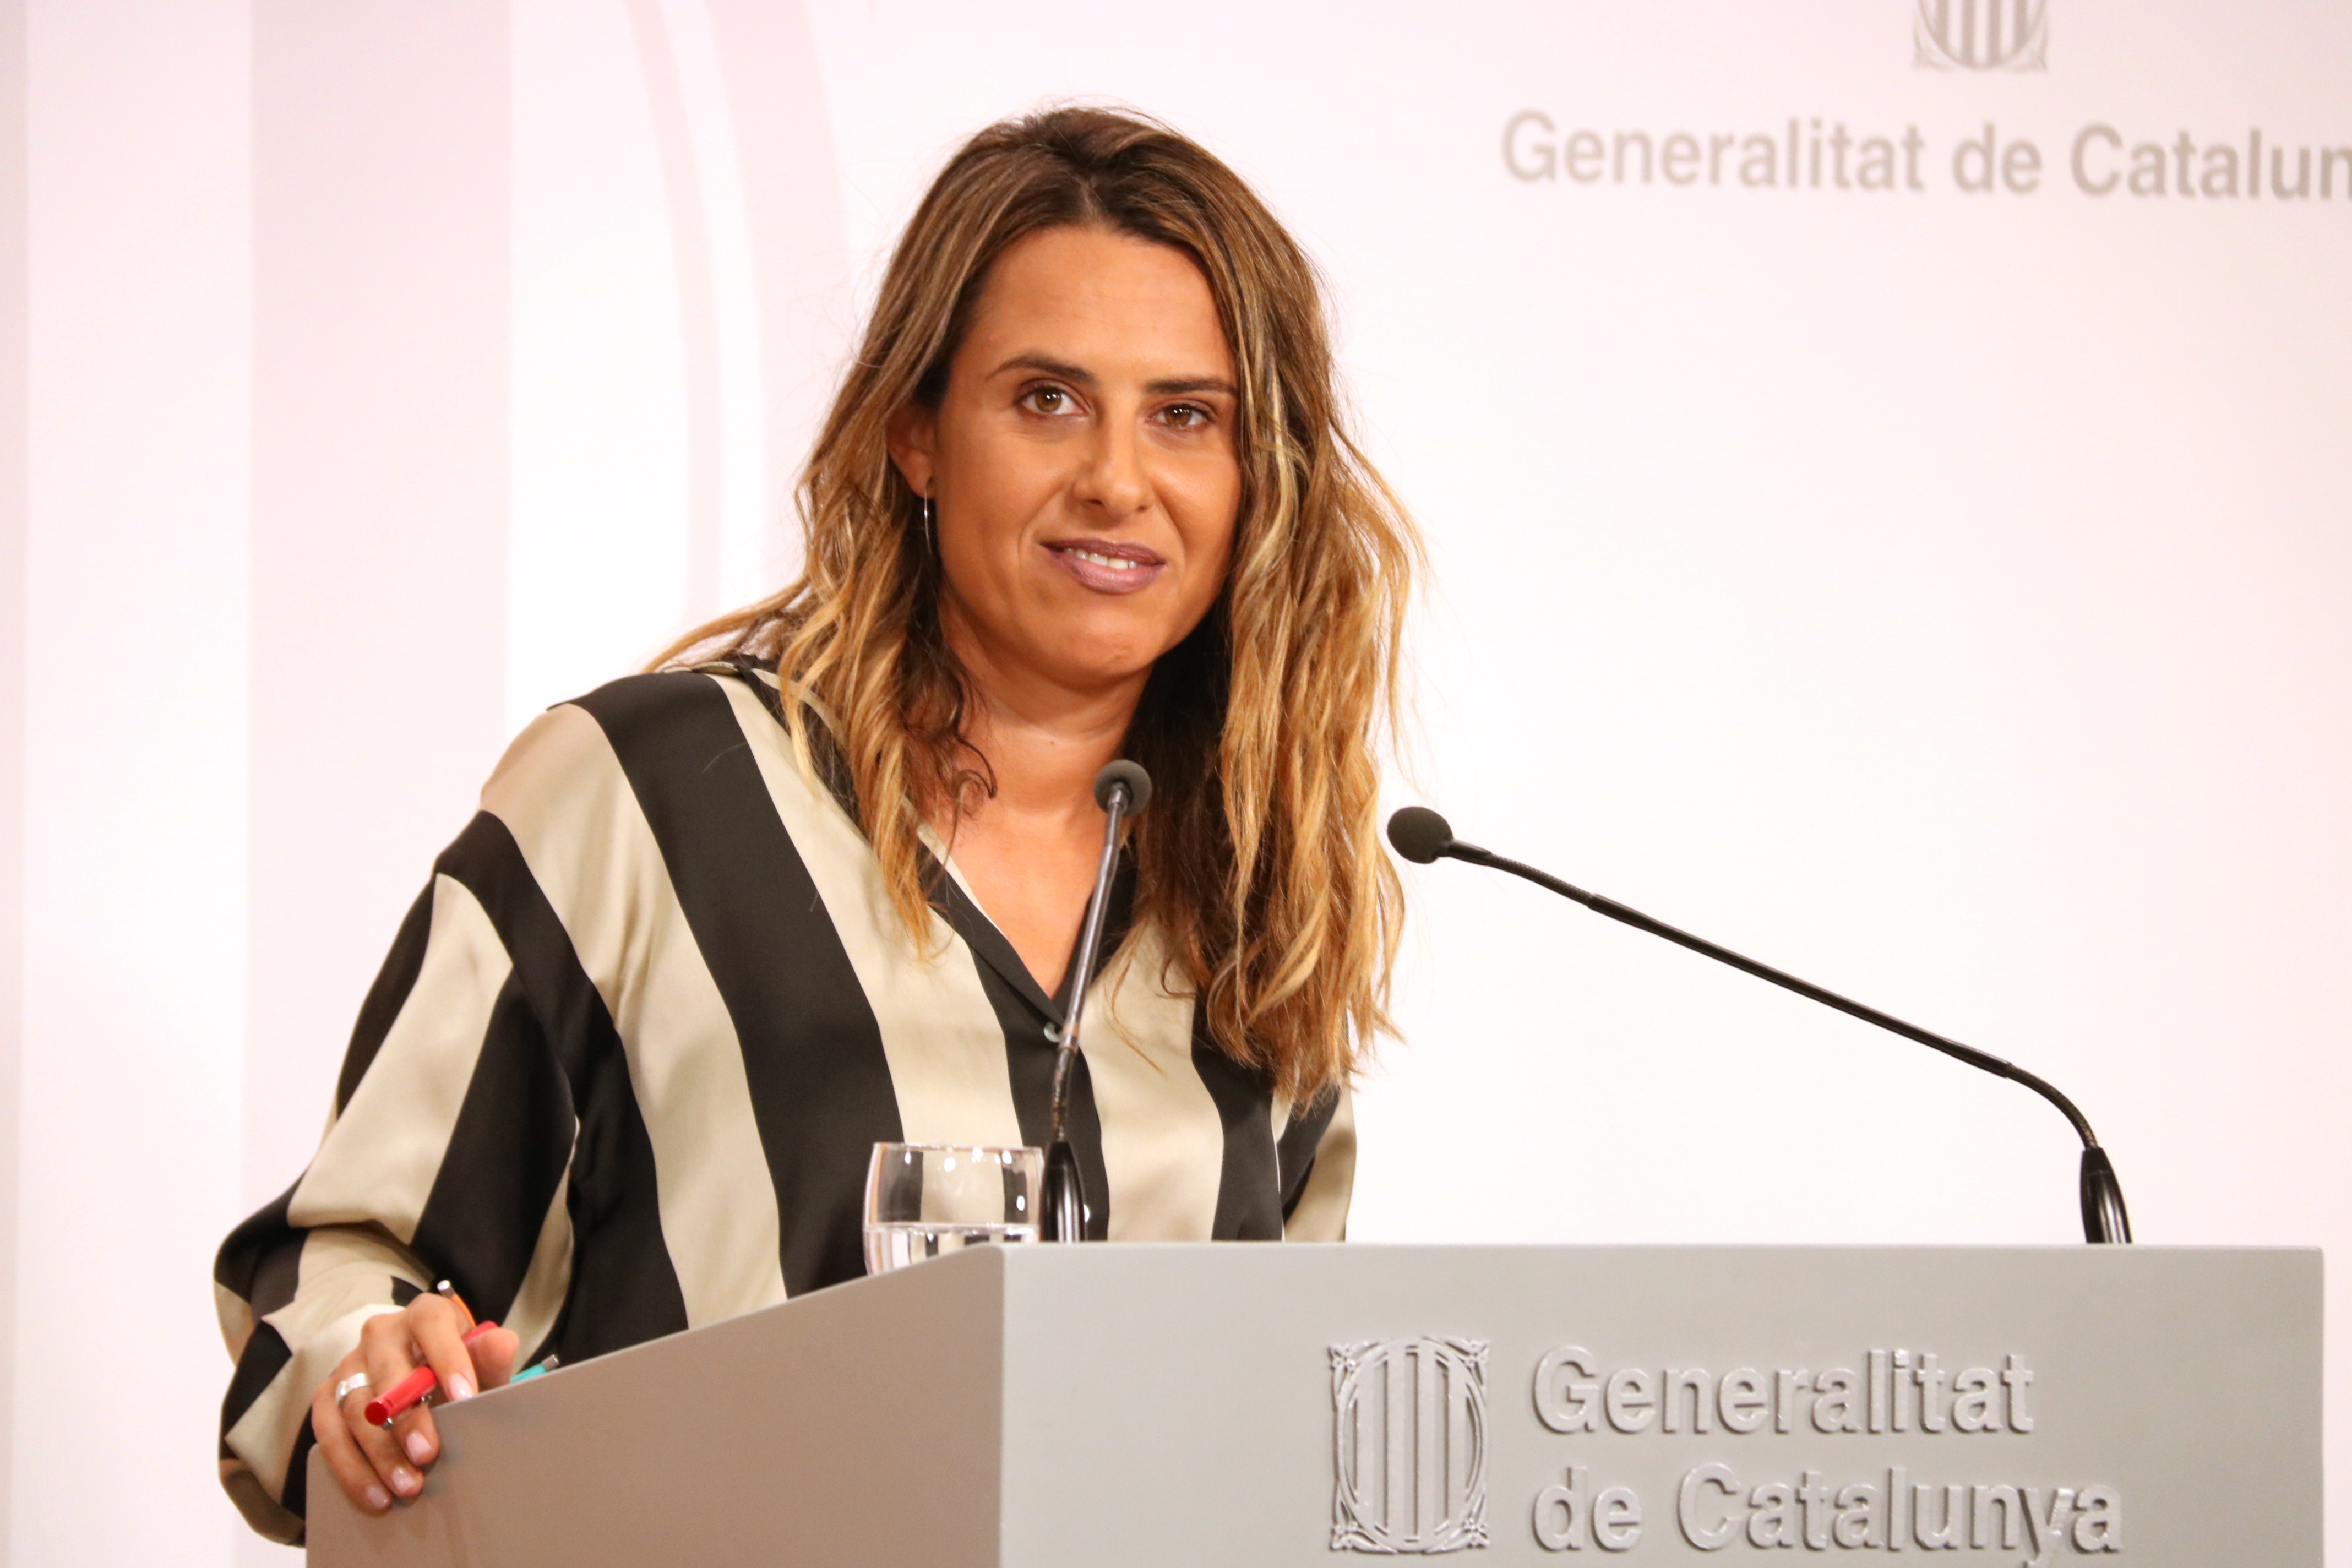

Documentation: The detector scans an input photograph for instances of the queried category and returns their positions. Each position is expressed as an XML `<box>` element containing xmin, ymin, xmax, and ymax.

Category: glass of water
<box><xmin>863</xmin><ymin>1143</ymin><xmax>1043</xmax><ymax>1273</ymax></box>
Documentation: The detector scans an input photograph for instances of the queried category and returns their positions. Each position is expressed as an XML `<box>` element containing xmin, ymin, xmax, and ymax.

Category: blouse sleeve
<box><xmin>1278</xmin><ymin>1081</ymin><xmax>1357</xmax><ymax>1242</ymax></box>
<box><xmin>214</xmin><ymin>772</ymin><xmax>584</xmax><ymax>1540</ymax></box>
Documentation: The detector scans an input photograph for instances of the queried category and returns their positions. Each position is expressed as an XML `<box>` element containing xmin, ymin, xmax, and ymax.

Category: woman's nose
<box><xmin>1074</xmin><ymin>417</ymin><xmax>1152</xmax><ymax>518</ymax></box>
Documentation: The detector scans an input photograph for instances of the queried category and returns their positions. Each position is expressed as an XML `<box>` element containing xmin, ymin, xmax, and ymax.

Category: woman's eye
<box><xmin>1162</xmin><ymin>402</ymin><xmax>1211</xmax><ymax>429</ymax></box>
<box><xmin>1022</xmin><ymin>386</ymin><xmax>1070</xmax><ymax>414</ymax></box>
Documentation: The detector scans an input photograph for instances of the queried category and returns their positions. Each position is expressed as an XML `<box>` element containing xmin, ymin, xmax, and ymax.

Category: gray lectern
<box><xmin>306</xmin><ymin>1244</ymin><xmax>2320</xmax><ymax>1565</ymax></box>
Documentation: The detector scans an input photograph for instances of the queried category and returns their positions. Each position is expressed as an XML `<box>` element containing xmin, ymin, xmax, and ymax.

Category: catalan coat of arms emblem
<box><xmin>1330</xmin><ymin>1337</ymin><xmax>1490</xmax><ymax>1554</ymax></box>
<box><xmin>1916</xmin><ymin>0</ymin><xmax>2048</xmax><ymax>71</ymax></box>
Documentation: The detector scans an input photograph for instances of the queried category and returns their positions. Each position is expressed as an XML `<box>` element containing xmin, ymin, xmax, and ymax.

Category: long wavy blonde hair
<box><xmin>662</xmin><ymin>106</ymin><xmax>1420</xmax><ymax>1097</ymax></box>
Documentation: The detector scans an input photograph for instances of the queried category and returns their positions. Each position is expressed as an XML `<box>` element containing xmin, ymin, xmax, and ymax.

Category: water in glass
<box><xmin>865</xmin><ymin>1219</ymin><xmax>1041</xmax><ymax>1273</ymax></box>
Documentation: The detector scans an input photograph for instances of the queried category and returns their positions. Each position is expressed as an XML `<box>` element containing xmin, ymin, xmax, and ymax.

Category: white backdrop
<box><xmin>6</xmin><ymin>3</ymin><xmax>2348</xmax><ymax>1562</ymax></box>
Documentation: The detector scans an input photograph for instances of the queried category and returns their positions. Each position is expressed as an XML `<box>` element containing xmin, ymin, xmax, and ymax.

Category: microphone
<box><xmin>1042</xmin><ymin>760</ymin><xmax>1155</xmax><ymax>1242</ymax></box>
<box><xmin>1388</xmin><ymin>805</ymin><xmax>2132</xmax><ymax>1244</ymax></box>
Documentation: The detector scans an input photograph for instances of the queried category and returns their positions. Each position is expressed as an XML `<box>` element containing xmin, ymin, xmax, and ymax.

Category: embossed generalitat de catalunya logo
<box><xmin>1916</xmin><ymin>0</ymin><xmax>2048</xmax><ymax>72</ymax></box>
<box><xmin>1331</xmin><ymin>1337</ymin><xmax>1490</xmax><ymax>1554</ymax></box>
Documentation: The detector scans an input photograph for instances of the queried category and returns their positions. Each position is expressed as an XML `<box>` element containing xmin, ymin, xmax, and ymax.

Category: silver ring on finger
<box><xmin>334</xmin><ymin>1372</ymin><xmax>372</xmax><ymax>1405</ymax></box>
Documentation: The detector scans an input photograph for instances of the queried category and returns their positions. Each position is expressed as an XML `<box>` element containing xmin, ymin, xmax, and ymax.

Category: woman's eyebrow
<box><xmin>990</xmin><ymin>352</ymin><xmax>1235</xmax><ymax>399</ymax></box>
<box><xmin>992</xmin><ymin>351</ymin><xmax>1095</xmax><ymax>385</ymax></box>
<box><xmin>1148</xmin><ymin>375</ymin><xmax>1238</xmax><ymax>398</ymax></box>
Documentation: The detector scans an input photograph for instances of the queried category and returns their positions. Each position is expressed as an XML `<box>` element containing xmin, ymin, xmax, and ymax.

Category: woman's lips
<box><xmin>1044</xmin><ymin>538</ymin><xmax>1167</xmax><ymax>595</ymax></box>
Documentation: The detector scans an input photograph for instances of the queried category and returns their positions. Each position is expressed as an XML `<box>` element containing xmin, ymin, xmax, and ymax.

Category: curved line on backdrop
<box><xmin>627</xmin><ymin>0</ymin><xmax>849</xmax><ymax>630</ymax></box>
<box><xmin>623</xmin><ymin>0</ymin><xmax>728</xmax><ymax>623</ymax></box>
<box><xmin>700</xmin><ymin>0</ymin><xmax>850</xmax><ymax>599</ymax></box>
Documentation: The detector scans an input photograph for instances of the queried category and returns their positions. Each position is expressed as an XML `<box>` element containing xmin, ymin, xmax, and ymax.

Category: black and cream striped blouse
<box><xmin>212</xmin><ymin>661</ymin><xmax>1355</xmax><ymax>1542</ymax></box>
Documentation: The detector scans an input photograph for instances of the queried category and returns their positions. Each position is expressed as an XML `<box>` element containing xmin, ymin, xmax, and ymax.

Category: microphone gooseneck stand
<box><xmin>1386</xmin><ymin>805</ymin><xmax>2132</xmax><ymax>1244</ymax></box>
<box><xmin>1041</xmin><ymin>760</ymin><xmax>1155</xmax><ymax>1243</ymax></box>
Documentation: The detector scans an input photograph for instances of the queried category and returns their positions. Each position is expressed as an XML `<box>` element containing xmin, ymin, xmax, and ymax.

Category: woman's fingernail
<box><xmin>449</xmin><ymin>1374</ymin><xmax>475</xmax><ymax>1402</ymax></box>
<box><xmin>405</xmin><ymin>1431</ymin><xmax>431</xmax><ymax>1464</ymax></box>
<box><xmin>364</xmin><ymin>1484</ymin><xmax>391</xmax><ymax>1511</ymax></box>
<box><xmin>391</xmin><ymin>1467</ymin><xmax>420</xmax><ymax>1496</ymax></box>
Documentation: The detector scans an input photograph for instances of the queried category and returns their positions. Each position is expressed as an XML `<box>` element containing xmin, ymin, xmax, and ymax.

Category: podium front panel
<box><xmin>997</xmin><ymin>1245</ymin><xmax>2317</xmax><ymax>1564</ymax></box>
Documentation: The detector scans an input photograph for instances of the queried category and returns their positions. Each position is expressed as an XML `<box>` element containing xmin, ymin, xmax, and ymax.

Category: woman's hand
<box><xmin>310</xmin><ymin>1293</ymin><xmax>520</xmax><ymax>1514</ymax></box>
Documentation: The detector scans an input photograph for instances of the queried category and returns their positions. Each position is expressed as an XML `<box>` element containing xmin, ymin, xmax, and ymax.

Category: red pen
<box><xmin>364</xmin><ymin>1320</ymin><xmax>499</xmax><ymax>1427</ymax></box>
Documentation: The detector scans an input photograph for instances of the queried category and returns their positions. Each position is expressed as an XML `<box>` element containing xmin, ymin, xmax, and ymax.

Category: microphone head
<box><xmin>1094</xmin><ymin>759</ymin><xmax>1153</xmax><ymax>815</ymax></box>
<box><xmin>1386</xmin><ymin>805</ymin><xmax>1456</xmax><ymax>864</ymax></box>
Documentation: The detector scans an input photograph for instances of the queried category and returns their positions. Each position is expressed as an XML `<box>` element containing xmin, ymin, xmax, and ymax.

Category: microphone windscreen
<box><xmin>1386</xmin><ymin>805</ymin><xmax>1455</xmax><ymax>864</ymax></box>
<box><xmin>1095</xmin><ymin>759</ymin><xmax>1153</xmax><ymax>815</ymax></box>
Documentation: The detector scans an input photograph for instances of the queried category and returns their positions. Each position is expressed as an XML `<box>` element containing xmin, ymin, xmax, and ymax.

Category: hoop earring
<box><xmin>922</xmin><ymin>494</ymin><xmax>937</xmax><ymax>556</ymax></box>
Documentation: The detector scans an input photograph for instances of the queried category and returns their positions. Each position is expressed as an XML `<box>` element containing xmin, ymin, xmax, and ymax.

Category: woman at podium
<box><xmin>213</xmin><ymin>105</ymin><xmax>1420</xmax><ymax>1541</ymax></box>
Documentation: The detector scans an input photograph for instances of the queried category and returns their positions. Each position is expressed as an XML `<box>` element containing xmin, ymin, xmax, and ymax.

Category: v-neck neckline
<box><xmin>717</xmin><ymin>655</ymin><xmax>1135</xmax><ymax>1027</ymax></box>
<box><xmin>920</xmin><ymin>826</ymin><xmax>1136</xmax><ymax>1025</ymax></box>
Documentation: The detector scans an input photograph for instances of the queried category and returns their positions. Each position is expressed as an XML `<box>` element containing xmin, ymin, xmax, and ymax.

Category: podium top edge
<box><xmin>988</xmin><ymin>1240</ymin><xmax>2325</xmax><ymax>1257</ymax></box>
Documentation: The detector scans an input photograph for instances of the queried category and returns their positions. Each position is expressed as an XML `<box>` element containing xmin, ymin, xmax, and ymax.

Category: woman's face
<box><xmin>890</xmin><ymin>225</ymin><xmax>1243</xmax><ymax>703</ymax></box>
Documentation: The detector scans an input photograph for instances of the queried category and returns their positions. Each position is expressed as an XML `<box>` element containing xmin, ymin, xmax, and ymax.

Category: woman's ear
<box><xmin>885</xmin><ymin>401</ymin><xmax>938</xmax><ymax>499</ymax></box>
